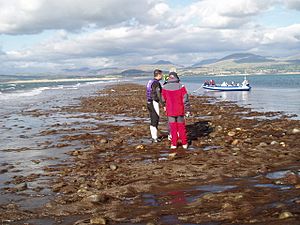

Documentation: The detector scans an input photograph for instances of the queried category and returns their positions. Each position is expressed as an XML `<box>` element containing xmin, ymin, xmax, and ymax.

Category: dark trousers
<box><xmin>147</xmin><ymin>101</ymin><xmax>159</xmax><ymax>127</ymax></box>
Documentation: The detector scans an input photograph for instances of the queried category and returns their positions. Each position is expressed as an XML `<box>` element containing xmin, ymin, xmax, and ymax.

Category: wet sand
<box><xmin>1</xmin><ymin>83</ymin><xmax>299</xmax><ymax>225</ymax></box>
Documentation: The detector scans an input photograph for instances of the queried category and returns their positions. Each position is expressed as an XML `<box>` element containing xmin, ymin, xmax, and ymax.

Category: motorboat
<box><xmin>202</xmin><ymin>77</ymin><xmax>251</xmax><ymax>91</ymax></box>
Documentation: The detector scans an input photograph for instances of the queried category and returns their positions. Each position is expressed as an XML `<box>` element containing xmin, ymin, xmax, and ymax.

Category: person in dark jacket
<box><xmin>146</xmin><ymin>69</ymin><xmax>163</xmax><ymax>142</ymax></box>
<box><xmin>162</xmin><ymin>72</ymin><xmax>190</xmax><ymax>149</ymax></box>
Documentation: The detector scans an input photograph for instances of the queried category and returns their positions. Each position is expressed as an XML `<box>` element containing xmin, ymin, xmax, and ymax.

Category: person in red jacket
<box><xmin>162</xmin><ymin>72</ymin><xmax>190</xmax><ymax>149</ymax></box>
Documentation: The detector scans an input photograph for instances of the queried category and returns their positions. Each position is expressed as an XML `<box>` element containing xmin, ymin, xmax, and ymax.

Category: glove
<box><xmin>185</xmin><ymin>111</ymin><xmax>191</xmax><ymax>117</ymax></box>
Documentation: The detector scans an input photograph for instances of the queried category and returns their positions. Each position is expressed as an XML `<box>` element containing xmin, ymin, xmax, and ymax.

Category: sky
<box><xmin>0</xmin><ymin>0</ymin><xmax>300</xmax><ymax>74</ymax></box>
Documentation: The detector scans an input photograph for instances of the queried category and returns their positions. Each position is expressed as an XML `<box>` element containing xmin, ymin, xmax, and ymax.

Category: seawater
<box><xmin>180</xmin><ymin>74</ymin><xmax>300</xmax><ymax>119</ymax></box>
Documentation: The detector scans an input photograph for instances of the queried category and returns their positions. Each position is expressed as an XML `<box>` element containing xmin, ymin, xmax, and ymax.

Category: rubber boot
<box><xmin>169</xmin><ymin>122</ymin><xmax>178</xmax><ymax>147</ymax></box>
<box><xmin>150</xmin><ymin>125</ymin><xmax>158</xmax><ymax>140</ymax></box>
<box><xmin>177</xmin><ymin>122</ymin><xmax>187</xmax><ymax>145</ymax></box>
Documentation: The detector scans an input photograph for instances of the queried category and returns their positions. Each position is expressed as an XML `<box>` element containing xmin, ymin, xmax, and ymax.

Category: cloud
<box><xmin>284</xmin><ymin>0</ymin><xmax>300</xmax><ymax>10</ymax></box>
<box><xmin>171</xmin><ymin>0</ymin><xmax>277</xmax><ymax>29</ymax></box>
<box><xmin>0</xmin><ymin>0</ymin><xmax>163</xmax><ymax>34</ymax></box>
<box><xmin>0</xmin><ymin>0</ymin><xmax>300</xmax><ymax>73</ymax></box>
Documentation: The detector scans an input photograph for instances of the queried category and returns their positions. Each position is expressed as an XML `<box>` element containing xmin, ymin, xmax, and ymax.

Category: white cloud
<box><xmin>0</xmin><ymin>0</ymin><xmax>161</xmax><ymax>34</ymax></box>
<box><xmin>0</xmin><ymin>0</ymin><xmax>300</xmax><ymax>73</ymax></box>
<box><xmin>172</xmin><ymin>0</ymin><xmax>277</xmax><ymax>28</ymax></box>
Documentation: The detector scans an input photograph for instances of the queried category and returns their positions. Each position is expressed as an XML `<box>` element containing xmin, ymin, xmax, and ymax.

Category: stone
<box><xmin>100</xmin><ymin>139</ymin><xmax>108</xmax><ymax>144</ymax></box>
<box><xmin>295</xmin><ymin>184</ymin><xmax>300</xmax><ymax>189</ymax></box>
<box><xmin>280</xmin><ymin>142</ymin><xmax>286</xmax><ymax>147</ymax></box>
<box><xmin>87</xmin><ymin>194</ymin><xmax>109</xmax><ymax>204</ymax></box>
<box><xmin>258</xmin><ymin>142</ymin><xmax>268</xmax><ymax>147</ymax></box>
<box><xmin>228</xmin><ymin>131</ymin><xmax>236</xmax><ymax>137</ymax></box>
<box><xmin>279</xmin><ymin>211</ymin><xmax>293</xmax><ymax>219</ymax></box>
<box><xmin>90</xmin><ymin>216</ymin><xmax>106</xmax><ymax>224</ymax></box>
<box><xmin>231</xmin><ymin>139</ymin><xmax>239</xmax><ymax>145</ymax></box>
<box><xmin>216</xmin><ymin>125</ymin><xmax>223</xmax><ymax>132</ymax></box>
<box><xmin>291</xmin><ymin>128</ymin><xmax>300</xmax><ymax>134</ymax></box>
<box><xmin>168</xmin><ymin>153</ymin><xmax>177</xmax><ymax>160</ymax></box>
<box><xmin>235</xmin><ymin>128</ymin><xmax>242</xmax><ymax>131</ymax></box>
<box><xmin>109</xmin><ymin>164</ymin><xmax>117</xmax><ymax>171</ymax></box>
<box><xmin>270</xmin><ymin>141</ymin><xmax>279</xmax><ymax>145</ymax></box>
<box><xmin>136</xmin><ymin>145</ymin><xmax>145</xmax><ymax>150</ymax></box>
<box><xmin>15</xmin><ymin>183</ymin><xmax>28</xmax><ymax>191</ymax></box>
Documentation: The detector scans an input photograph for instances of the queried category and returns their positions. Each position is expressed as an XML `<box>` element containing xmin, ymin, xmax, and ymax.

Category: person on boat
<box><xmin>203</xmin><ymin>80</ymin><xmax>209</xmax><ymax>86</ymax></box>
<box><xmin>242</xmin><ymin>78</ymin><xmax>249</xmax><ymax>87</ymax></box>
<box><xmin>162</xmin><ymin>72</ymin><xmax>190</xmax><ymax>149</ymax></box>
<box><xmin>146</xmin><ymin>69</ymin><xmax>163</xmax><ymax>143</ymax></box>
<box><xmin>221</xmin><ymin>81</ymin><xmax>227</xmax><ymax>86</ymax></box>
<box><xmin>209</xmin><ymin>80</ymin><xmax>215</xmax><ymax>85</ymax></box>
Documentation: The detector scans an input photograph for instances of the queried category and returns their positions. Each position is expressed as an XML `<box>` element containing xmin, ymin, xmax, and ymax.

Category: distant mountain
<box><xmin>218</xmin><ymin>53</ymin><xmax>274</xmax><ymax>63</ymax></box>
<box><xmin>120</xmin><ymin>69</ymin><xmax>148</xmax><ymax>76</ymax></box>
<box><xmin>63</xmin><ymin>67</ymin><xmax>90</xmax><ymax>72</ymax></box>
<box><xmin>192</xmin><ymin>58</ymin><xmax>218</xmax><ymax>67</ymax></box>
<box><xmin>153</xmin><ymin>60</ymin><xmax>174</xmax><ymax>65</ymax></box>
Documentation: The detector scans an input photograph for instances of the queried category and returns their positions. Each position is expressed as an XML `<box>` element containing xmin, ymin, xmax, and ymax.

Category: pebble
<box><xmin>279</xmin><ymin>211</ymin><xmax>293</xmax><ymax>219</ymax></box>
<box><xmin>87</xmin><ymin>194</ymin><xmax>109</xmax><ymax>204</ymax></box>
<box><xmin>168</xmin><ymin>153</ymin><xmax>177</xmax><ymax>159</ymax></box>
<box><xmin>291</xmin><ymin>128</ymin><xmax>300</xmax><ymax>134</ymax></box>
<box><xmin>280</xmin><ymin>142</ymin><xmax>286</xmax><ymax>147</ymax></box>
<box><xmin>295</xmin><ymin>184</ymin><xmax>300</xmax><ymax>189</ymax></box>
<box><xmin>109</xmin><ymin>164</ymin><xmax>117</xmax><ymax>171</ymax></box>
<box><xmin>100</xmin><ymin>139</ymin><xmax>108</xmax><ymax>144</ymax></box>
<box><xmin>258</xmin><ymin>142</ymin><xmax>268</xmax><ymax>147</ymax></box>
<box><xmin>15</xmin><ymin>183</ymin><xmax>28</xmax><ymax>191</ymax></box>
<box><xmin>270</xmin><ymin>141</ymin><xmax>279</xmax><ymax>145</ymax></box>
<box><xmin>216</xmin><ymin>125</ymin><xmax>223</xmax><ymax>132</ymax></box>
<box><xmin>228</xmin><ymin>131</ymin><xmax>236</xmax><ymax>137</ymax></box>
<box><xmin>136</xmin><ymin>145</ymin><xmax>145</xmax><ymax>150</ymax></box>
<box><xmin>90</xmin><ymin>216</ymin><xmax>106</xmax><ymax>224</ymax></box>
<box><xmin>231</xmin><ymin>139</ymin><xmax>239</xmax><ymax>145</ymax></box>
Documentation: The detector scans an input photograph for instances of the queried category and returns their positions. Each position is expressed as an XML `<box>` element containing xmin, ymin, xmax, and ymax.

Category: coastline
<box><xmin>0</xmin><ymin>83</ymin><xmax>299</xmax><ymax>224</ymax></box>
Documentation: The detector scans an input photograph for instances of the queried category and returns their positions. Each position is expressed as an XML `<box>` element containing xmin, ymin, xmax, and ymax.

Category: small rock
<box><xmin>280</xmin><ymin>142</ymin><xmax>286</xmax><ymax>147</ymax></box>
<box><xmin>87</xmin><ymin>194</ymin><xmax>109</xmax><ymax>204</ymax></box>
<box><xmin>71</xmin><ymin>150</ymin><xmax>81</xmax><ymax>156</ymax></box>
<box><xmin>279</xmin><ymin>211</ymin><xmax>293</xmax><ymax>219</ymax></box>
<box><xmin>244</xmin><ymin>138</ymin><xmax>252</xmax><ymax>143</ymax></box>
<box><xmin>231</xmin><ymin>139</ymin><xmax>239</xmax><ymax>145</ymax></box>
<box><xmin>90</xmin><ymin>216</ymin><xmax>106</xmax><ymax>224</ymax></box>
<box><xmin>235</xmin><ymin>128</ymin><xmax>242</xmax><ymax>131</ymax></box>
<box><xmin>52</xmin><ymin>182</ymin><xmax>66</xmax><ymax>192</ymax></box>
<box><xmin>291</xmin><ymin>128</ymin><xmax>300</xmax><ymax>134</ymax></box>
<box><xmin>109</xmin><ymin>164</ymin><xmax>117</xmax><ymax>171</ymax></box>
<box><xmin>295</xmin><ymin>184</ymin><xmax>300</xmax><ymax>189</ymax></box>
<box><xmin>168</xmin><ymin>152</ymin><xmax>177</xmax><ymax>160</ymax></box>
<box><xmin>0</xmin><ymin>168</ymin><xmax>8</xmax><ymax>174</ymax></box>
<box><xmin>31</xmin><ymin>159</ymin><xmax>41</xmax><ymax>164</ymax></box>
<box><xmin>15</xmin><ymin>183</ymin><xmax>28</xmax><ymax>191</ymax></box>
<box><xmin>228</xmin><ymin>131</ymin><xmax>236</xmax><ymax>137</ymax></box>
<box><xmin>216</xmin><ymin>126</ymin><xmax>223</xmax><ymax>132</ymax></box>
<box><xmin>146</xmin><ymin>223</ymin><xmax>155</xmax><ymax>225</ymax></box>
<box><xmin>100</xmin><ymin>139</ymin><xmax>108</xmax><ymax>144</ymax></box>
<box><xmin>270</xmin><ymin>141</ymin><xmax>279</xmax><ymax>145</ymax></box>
<box><xmin>136</xmin><ymin>145</ymin><xmax>145</xmax><ymax>150</ymax></box>
<box><xmin>258</xmin><ymin>142</ymin><xmax>268</xmax><ymax>147</ymax></box>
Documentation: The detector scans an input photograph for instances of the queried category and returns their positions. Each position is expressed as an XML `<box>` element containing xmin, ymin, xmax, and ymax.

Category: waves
<box><xmin>0</xmin><ymin>77</ymin><xmax>119</xmax><ymax>100</ymax></box>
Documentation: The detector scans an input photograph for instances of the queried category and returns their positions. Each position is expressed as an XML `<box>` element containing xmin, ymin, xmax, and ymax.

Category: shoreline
<box><xmin>0</xmin><ymin>83</ymin><xmax>299</xmax><ymax>224</ymax></box>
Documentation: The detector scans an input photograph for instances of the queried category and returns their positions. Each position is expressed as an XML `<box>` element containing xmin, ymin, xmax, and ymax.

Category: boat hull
<box><xmin>203</xmin><ymin>85</ymin><xmax>251</xmax><ymax>91</ymax></box>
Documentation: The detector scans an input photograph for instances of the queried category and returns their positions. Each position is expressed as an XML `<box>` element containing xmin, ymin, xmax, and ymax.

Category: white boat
<box><xmin>202</xmin><ymin>77</ymin><xmax>251</xmax><ymax>91</ymax></box>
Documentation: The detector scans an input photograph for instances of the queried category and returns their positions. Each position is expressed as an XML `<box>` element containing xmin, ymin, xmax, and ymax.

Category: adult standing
<box><xmin>146</xmin><ymin>69</ymin><xmax>163</xmax><ymax>142</ymax></box>
<box><xmin>162</xmin><ymin>72</ymin><xmax>190</xmax><ymax>149</ymax></box>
